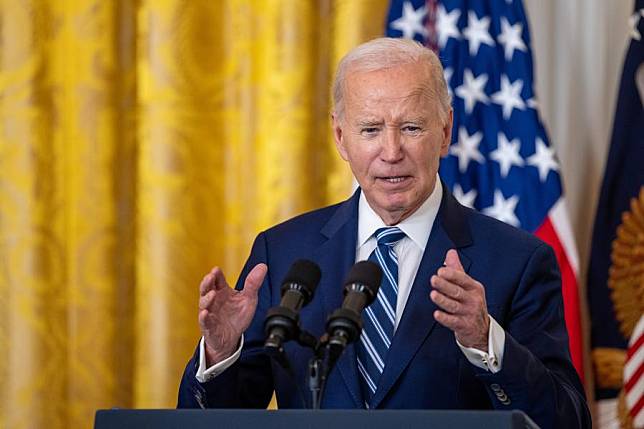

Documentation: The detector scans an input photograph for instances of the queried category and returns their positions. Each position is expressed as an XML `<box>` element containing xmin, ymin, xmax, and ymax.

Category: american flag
<box><xmin>386</xmin><ymin>0</ymin><xmax>584</xmax><ymax>381</ymax></box>
<box><xmin>625</xmin><ymin>315</ymin><xmax>644</xmax><ymax>428</ymax></box>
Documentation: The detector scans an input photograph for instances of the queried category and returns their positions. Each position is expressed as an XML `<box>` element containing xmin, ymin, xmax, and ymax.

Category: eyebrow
<box><xmin>403</xmin><ymin>117</ymin><xmax>428</xmax><ymax>125</ymax></box>
<box><xmin>356</xmin><ymin>119</ymin><xmax>383</xmax><ymax>127</ymax></box>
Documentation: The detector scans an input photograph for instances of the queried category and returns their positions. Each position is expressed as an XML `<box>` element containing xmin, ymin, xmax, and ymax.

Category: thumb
<box><xmin>242</xmin><ymin>263</ymin><xmax>268</xmax><ymax>296</ymax></box>
<box><xmin>444</xmin><ymin>249</ymin><xmax>464</xmax><ymax>271</ymax></box>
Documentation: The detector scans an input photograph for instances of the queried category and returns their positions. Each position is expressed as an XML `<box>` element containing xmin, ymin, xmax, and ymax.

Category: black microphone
<box><xmin>326</xmin><ymin>261</ymin><xmax>382</xmax><ymax>352</ymax></box>
<box><xmin>264</xmin><ymin>259</ymin><xmax>322</xmax><ymax>351</ymax></box>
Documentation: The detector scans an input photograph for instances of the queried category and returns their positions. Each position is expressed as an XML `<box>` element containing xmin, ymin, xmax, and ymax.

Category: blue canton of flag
<box><xmin>387</xmin><ymin>0</ymin><xmax>560</xmax><ymax>232</ymax></box>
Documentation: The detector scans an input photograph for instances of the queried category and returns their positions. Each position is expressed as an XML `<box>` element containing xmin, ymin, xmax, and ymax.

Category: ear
<box><xmin>439</xmin><ymin>108</ymin><xmax>453</xmax><ymax>157</ymax></box>
<box><xmin>332</xmin><ymin>112</ymin><xmax>349</xmax><ymax>161</ymax></box>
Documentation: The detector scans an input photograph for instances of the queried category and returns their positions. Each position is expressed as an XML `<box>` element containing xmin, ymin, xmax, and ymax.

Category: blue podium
<box><xmin>95</xmin><ymin>409</ymin><xmax>540</xmax><ymax>429</ymax></box>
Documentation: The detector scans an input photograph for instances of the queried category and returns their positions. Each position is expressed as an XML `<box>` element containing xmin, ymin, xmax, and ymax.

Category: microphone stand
<box><xmin>298</xmin><ymin>330</ymin><xmax>327</xmax><ymax>410</ymax></box>
<box><xmin>268</xmin><ymin>328</ymin><xmax>346</xmax><ymax>409</ymax></box>
<box><xmin>265</xmin><ymin>327</ymin><xmax>328</xmax><ymax>409</ymax></box>
<box><xmin>304</xmin><ymin>331</ymin><xmax>349</xmax><ymax>409</ymax></box>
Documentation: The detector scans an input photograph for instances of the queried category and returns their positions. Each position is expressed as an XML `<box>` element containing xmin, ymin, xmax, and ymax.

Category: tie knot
<box><xmin>374</xmin><ymin>227</ymin><xmax>406</xmax><ymax>247</ymax></box>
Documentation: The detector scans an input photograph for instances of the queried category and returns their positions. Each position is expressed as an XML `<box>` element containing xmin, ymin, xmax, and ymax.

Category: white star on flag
<box><xmin>491</xmin><ymin>75</ymin><xmax>526</xmax><ymax>119</ymax></box>
<box><xmin>490</xmin><ymin>132</ymin><xmax>524</xmax><ymax>177</ymax></box>
<box><xmin>390</xmin><ymin>1</ymin><xmax>427</xmax><ymax>40</ymax></box>
<box><xmin>437</xmin><ymin>4</ymin><xmax>460</xmax><ymax>48</ymax></box>
<box><xmin>444</xmin><ymin>67</ymin><xmax>453</xmax><ymax>97</ymax></box>
<box><xmin>527</xmin><ymin>138</ymin><xmax>559</xmax><ymax>182</ymax></box>
<box><xmin>455</xmin><ymin>69</ymin><xmax>489</xmax><ymax>114</ymax></box>
<box><xmin>450</xmin><ymin>127</ymin><xmax>485</xmax><ymax>173</ymax></box>
<box><xmin>483</xmin><ymin>190</ymin><xmax>520</xmax><ymax>227</ymax></box>
<box><xmin>463</xmin><ymin>10</ymin><xmax>495</xmax><ymax>56</ymax></box>
<box><xmin>453</xmin><ymin>184</ymin><xmax>477</xmax><ymax>208</ymax></box>
<box><xmin>498</xmin><ymin>17</ymin><xmax>527</xmax><ymax>60</ymax></box>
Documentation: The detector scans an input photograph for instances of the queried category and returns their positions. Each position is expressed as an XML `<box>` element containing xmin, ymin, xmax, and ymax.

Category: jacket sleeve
<box><xmin>473</xmin><ymin>243</ymin><xmax>591</xmax><ymax>428</ymax></box>
<box><xmin>177</xmin><ymin>232</ymin><xmax>275</xmax><ymax>408</ymax></box>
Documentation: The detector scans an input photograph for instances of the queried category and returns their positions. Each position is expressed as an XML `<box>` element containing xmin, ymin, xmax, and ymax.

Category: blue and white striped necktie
<box><xmin>356</xmin><ymin>226</ymin><xmax>406</xmax><ymax>407</ymax></box>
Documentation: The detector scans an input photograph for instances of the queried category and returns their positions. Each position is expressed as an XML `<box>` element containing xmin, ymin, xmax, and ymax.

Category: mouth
<box><xmin>378</xmin><ymin>175</ymin><xmax>412</xmax><ymax>184</ymax></box>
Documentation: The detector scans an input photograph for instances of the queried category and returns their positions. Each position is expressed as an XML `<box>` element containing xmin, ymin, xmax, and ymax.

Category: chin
<box><xmin>378</xmin><ymin>196</ymin><xmax>413</xmax><ymax>214</ymax></box>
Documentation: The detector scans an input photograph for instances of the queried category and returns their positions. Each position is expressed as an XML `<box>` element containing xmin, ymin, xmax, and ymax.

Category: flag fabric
<box><xmin>625</xmin><ymin>315</ymin><xmax>644</xmax><ymax>428</ymax></box>
<box><xmin>386</xmin><ymin>0</ymin><xmax>584</xmax><ymax>381</ymax></box>
<box><xmin>587</xmin><ymin>0</ymin><xmax>644</xmax><ymax>424</ymax></box>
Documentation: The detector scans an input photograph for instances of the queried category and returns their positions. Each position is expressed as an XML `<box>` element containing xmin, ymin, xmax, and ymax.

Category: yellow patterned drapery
<box><xmin>0</xmin><ymin>1</ymin><xmax>389</xmax><ymax>428</ymax></box>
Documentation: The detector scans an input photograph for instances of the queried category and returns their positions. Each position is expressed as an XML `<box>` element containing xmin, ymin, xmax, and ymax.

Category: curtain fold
<box><xmin>0</xmin><ymin>0</ymin><xmax>388</xmax><ymax>427</ymax></box>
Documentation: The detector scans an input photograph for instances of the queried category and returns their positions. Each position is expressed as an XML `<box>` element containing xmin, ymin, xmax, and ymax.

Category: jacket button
<box><xmin>490</xmin><ymin>383</ymin><xmax>501</xmax><ymax>391</ymax></box>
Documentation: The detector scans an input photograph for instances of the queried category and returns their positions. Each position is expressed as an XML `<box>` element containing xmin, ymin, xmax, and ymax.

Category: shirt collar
<box><xmin>357</xmin><ymin>176</ymin><xmax>443</xmax><ymax>251</ymax></box>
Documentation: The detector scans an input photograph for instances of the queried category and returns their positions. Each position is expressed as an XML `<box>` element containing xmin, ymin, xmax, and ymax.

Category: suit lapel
<box><xmin>313</xmin><ymin>190</ymin><xmax>363</xmax><ymax>408</ymax></box>
<box><xmin>370</xmin><ymin>186</ymin><xmax>473</xmax><ymax>408</ymax></box>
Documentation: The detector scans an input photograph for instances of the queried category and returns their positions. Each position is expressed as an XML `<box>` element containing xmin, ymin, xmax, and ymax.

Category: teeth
<box><xmin>385</xmin><ymin>176</ymin><xmax>405</xmax><ymax>183</ymax></box>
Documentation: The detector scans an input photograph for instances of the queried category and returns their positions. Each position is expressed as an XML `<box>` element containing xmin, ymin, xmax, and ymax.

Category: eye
<box><xmin>360</xmin><ymin>127</ymin><xmax>380</xmax><ymax>137</ymax></box>
<box><xmin>402</xmin><ymin>125</ymin><xmax>422</xmax><ymax>135</ymax></box>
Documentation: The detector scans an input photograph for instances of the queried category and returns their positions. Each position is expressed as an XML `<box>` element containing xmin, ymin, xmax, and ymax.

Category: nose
<box><xmin>380</xmin><ymin>127</ymin><xmax>404</xmax><ymax>163</ymax></box>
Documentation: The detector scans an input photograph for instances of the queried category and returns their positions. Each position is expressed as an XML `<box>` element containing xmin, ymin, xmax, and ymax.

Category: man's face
<box><xmin>333</xmin><ymin>62</ymin><xmax>453</xmax><ymax>225</ymax></box>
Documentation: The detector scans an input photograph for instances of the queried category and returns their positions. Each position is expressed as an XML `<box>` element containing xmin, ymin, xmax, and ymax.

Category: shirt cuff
<box><xmin>195</xmin><ymin>335</ymin><xmax>244</xmax><ymax>383</ymax></box>
<box><xmin>456</xmin><ymin>315</ymin><xmax>505</xmax><ymax>373</ymax></box>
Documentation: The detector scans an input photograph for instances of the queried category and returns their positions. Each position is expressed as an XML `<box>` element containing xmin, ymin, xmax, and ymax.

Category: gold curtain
<box><xmin>0</xmin><ymin>1</ymin><xmax>389</xmax><ymax>428</ymax></box>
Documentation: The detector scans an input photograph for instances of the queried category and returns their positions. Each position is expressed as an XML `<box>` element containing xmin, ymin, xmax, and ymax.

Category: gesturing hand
<box><xmin>430</xmin><ymin>249</ymin><xmax>490</xmax><ymax>351</ymax></box>
<box><xmin>198</xmin><ymin>263</ymin><xmax>268</xmax><ymax>366</ymax></box>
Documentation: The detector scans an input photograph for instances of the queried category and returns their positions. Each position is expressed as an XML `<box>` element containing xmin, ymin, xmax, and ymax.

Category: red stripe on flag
<box><xmin>624</xmin><ymin>360</ymin><xmax>643</xmax><ymax>392</ymax></box>
<box><xmin>424</xmin><ymin>0</ymin><xmax>438</xmax><ymax>52</ymax></box>
<box><xmin>535</xmin><ymin>217</ymin><xmax>584</xmax><ymax>383</ymax></box>
<box><xmin>629</xmin><ymin>392</ymin><xmax>644</xmax><ymax>421</ymax></box>
<box><xmin>628</xmin><ymin>331</ymin><xmax>644</xmax><ymax>359</ymax></box>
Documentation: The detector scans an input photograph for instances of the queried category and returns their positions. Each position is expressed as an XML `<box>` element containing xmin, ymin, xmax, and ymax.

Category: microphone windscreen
<box><xmin>344</xmin><ymin>260</ymin><xmax>382</xmax><ymax>296</ymax></box>
<box><xmin>281</xmin><ymin>259</ymin><xmax>322</xmax><ymax>297</ymax></box>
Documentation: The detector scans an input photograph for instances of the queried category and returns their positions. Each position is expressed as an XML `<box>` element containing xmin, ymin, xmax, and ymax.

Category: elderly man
<box><xmin>178</xmin><ymin>38</ymin><xmax>590</xmax><ymax>428</ymax></box>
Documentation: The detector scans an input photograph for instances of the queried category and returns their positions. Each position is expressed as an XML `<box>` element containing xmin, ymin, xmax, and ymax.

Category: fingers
<box><xmin>199</xmin><ymin>273</ymin><xmax>212</xmax><ymax>296</ymax></box>
<box><xmin>199</xmin><ymin>289</ymin><xmax>216</xmax><ymax>310</ymax></box>
<box><xmin>431</xmin><ymin>273</ymin><xmax>466</xmax><ymax>301</ymax></box>
<box><xmin>433</xmin><ymin>310</ymin><xmax>464</xmax><ymax>331</ymax></box>
<box><xmin>198</xmin><ymin>263</ymin><xmax>266</xmax><ymax>311</ymax></box>
<box><xmin>430</xmin><ymin>249</ymin><xmax>485</xmax><ymax>314</ymax></box>
<box><xmin>430</xmin><ymin>250</ymin><xmax>490</xmax><ymax>349</ymax></box>
<box><xmin>430</xmin><ymin>274</ymin><xmax>469</xmax><ymax>318</ymax></box>
<box><xmin>444</xmin><ymin>248</ymin><xmax>464</xmax><ymax>271</ymax></box>
<box><xmin>436</xmin><ymin>250</ymin><xmax>479</xmax><ymax>291</ymax></box>
<box><xmin>430</xmin><ymin>289</ymin><xmax>462</xmax><ymax>314</ymax></box>
<box><xmin>430</xmin><ymin>269</ymin><xmax>485</xmax><ymax>310</ymax></box>
<box><xmin>241</xmin><ymin>263</ymin><xmax>268</xmax><ymax>296</ymax></box>
<box><xmin>199</xmin><ymin>267</ymin><xmax>228</xmax><ymax>296</ymax></box>
<box><xmin>198</xmin><ymin>308</ymin><xmax>210</xmax><ymax>327</ymax></box>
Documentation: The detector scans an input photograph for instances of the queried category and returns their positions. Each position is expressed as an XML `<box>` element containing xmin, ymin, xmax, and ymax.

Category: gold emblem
<box><xmin>601</xmin><ymin>186</ymin><xmax>644</xmax><ymax>429</ymax></box>
<box><xmin>609</xmin><ymin>186</ymin><xmax>644</xmax><ymax>339</ymax></box>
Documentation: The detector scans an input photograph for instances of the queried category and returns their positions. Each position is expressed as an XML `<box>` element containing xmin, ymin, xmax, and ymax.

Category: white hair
<box><xmin>332</xmin><ymin>37</ymin><xmax>452</xmax><ymax>122</ymax></box>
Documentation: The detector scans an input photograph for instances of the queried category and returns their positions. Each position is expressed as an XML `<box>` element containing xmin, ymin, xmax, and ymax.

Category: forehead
<box><xmin>343</xmin><ymin>63</ymin><xmax>435</xmax><ymax>118</ymax></box>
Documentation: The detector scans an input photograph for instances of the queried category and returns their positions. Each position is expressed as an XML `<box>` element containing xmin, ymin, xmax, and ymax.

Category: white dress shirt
<box><xmin>197</xmin><ymin>177</ymin><xmax>505</xmax><ymax>383</ymax></box>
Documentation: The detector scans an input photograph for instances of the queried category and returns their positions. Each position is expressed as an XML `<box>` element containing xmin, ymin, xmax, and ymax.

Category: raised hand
<box><xmin>198</xmin><ymin>263</ymin><xmax>268</xmax><ymax>365</ymax></box>
<box><xmin>430</xmin><ymin>249</ymin><xmax>489</xmax><ymax>351</ymax></box>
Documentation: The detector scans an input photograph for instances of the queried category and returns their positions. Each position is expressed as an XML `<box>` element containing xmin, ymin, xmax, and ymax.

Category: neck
<box><xmin>368</xmin><ymin>194</ymin><xmax>430</xmax><ymax>226</ymax></box>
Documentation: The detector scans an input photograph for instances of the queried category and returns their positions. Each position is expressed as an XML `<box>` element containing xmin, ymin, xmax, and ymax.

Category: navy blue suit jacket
<box><xmin>178</xmin><ymin>188</ymin><xmax>590</xmax><ymax>428</ymax></box>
